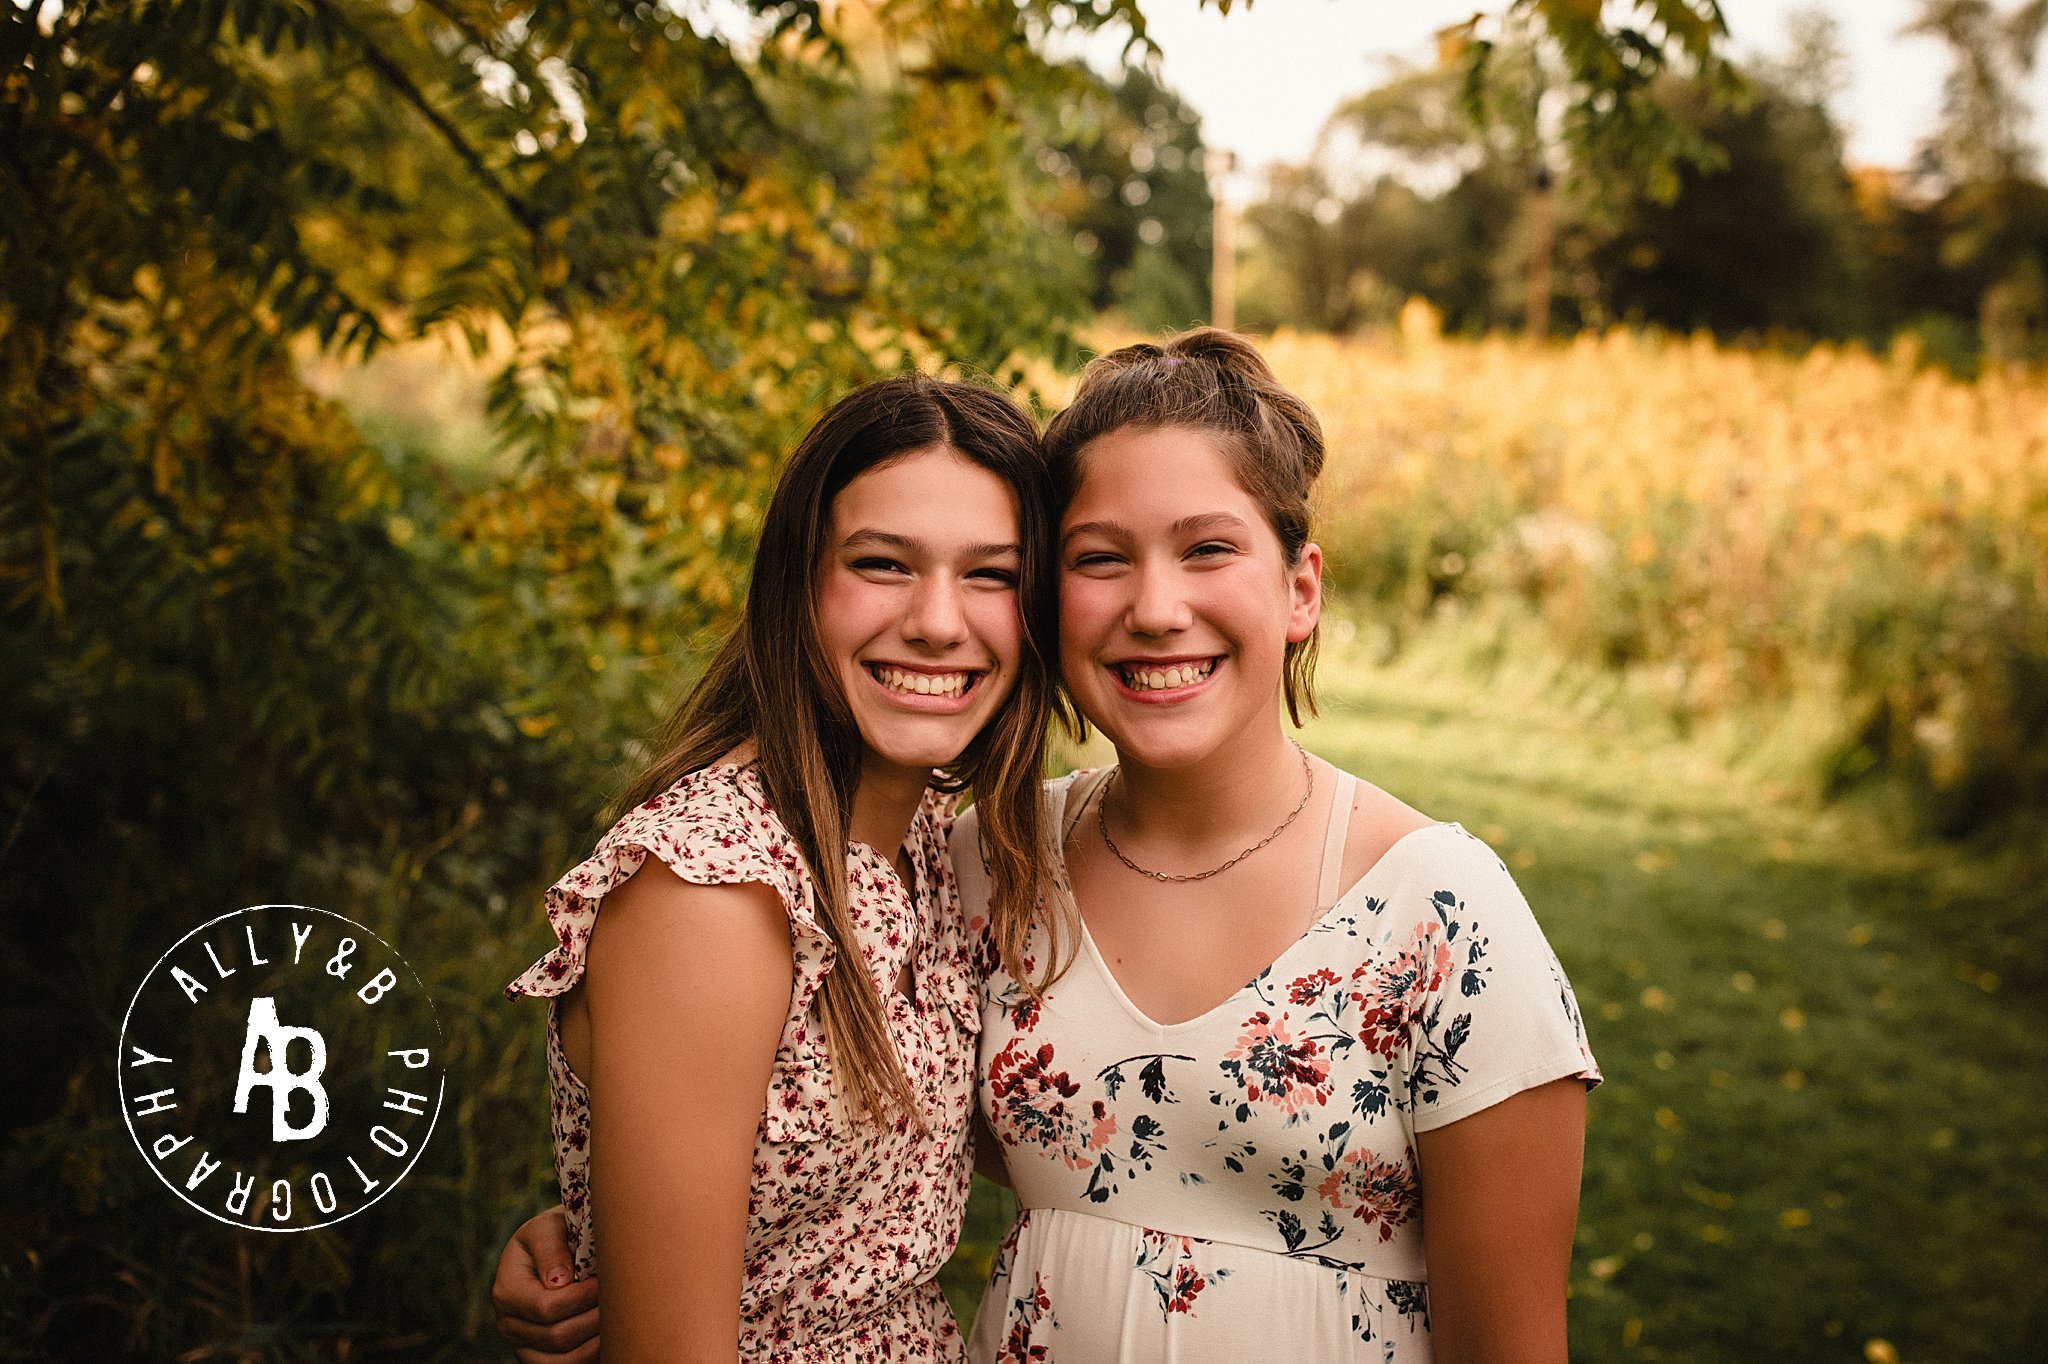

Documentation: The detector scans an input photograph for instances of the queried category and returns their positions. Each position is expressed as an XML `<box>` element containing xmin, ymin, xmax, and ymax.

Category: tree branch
<box><xmin>305</xmin><ymin>0</ymin><xmax>541</xmax><ymax>241</ymax></box>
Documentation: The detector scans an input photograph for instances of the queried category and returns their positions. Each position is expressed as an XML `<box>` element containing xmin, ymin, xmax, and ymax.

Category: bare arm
<box><xmin>583</xmin><ymin>857</ymin><xmax>793</xmax><ymax>1364</ymax></box>
<box><xmin>1415</xmin><ymin>1078</ymin><xmax>1588</xmax><ymax>1364</ymax></box>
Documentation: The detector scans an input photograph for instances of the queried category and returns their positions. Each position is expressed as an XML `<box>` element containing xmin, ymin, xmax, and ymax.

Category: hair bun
<box><xmin>1173</xmin><ymin>330</ymin><xmax>1325</xmax><ymax>486</ymax></box>
<box><xmin>1161</xmin><ymin>327</ymin><xmax>1279</xmax><ymax>384</ymax></box>
<box><xmin>1089</xmin><ymin>340</ymin><xmax>1170</xmax><ymax>378</ymax></box>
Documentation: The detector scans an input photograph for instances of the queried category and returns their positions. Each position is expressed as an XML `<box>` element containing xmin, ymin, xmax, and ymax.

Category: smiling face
<box><xmin>814</xmin><ymin>443</ymin><xmax>1027</xmax><ymax>785</ymax></box>
<box><xmin>1059</xmin><ymin>425</ymin><xmax>1321</xmax><ymax>772</ymax></box>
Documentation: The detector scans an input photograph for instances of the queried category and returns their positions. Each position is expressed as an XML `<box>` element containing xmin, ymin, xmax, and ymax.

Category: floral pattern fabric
<box><xmin>506</xmin><ymin>761</ymin><xmax>981</xmax><ymax>1363</ymax></box>
<box><xmin>957</xmin><ymin>771</ymin><xmax>1601</xmax><ymax>1364</ymax></box>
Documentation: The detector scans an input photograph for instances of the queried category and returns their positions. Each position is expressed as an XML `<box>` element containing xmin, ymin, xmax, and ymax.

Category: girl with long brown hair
<box><xmin>502</xmin><ymin>373</ymin><xmax>1058</xmax><ymax>1362</ymax></box>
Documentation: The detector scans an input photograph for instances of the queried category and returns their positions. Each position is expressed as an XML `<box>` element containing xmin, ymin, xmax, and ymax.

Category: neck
<box><xmin>847</xmin><ymin>757</ymin><xmax>929</xmax><ymax>857</ymax></box>
<box><xmin>1111</xmin><ymin>715</ymin><xmax>1305</xmax><ymax>851</ymax></box>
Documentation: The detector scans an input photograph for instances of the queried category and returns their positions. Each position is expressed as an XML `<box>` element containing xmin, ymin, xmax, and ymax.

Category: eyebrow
<box><xmin>841</xmin><ymin>529</ymin><xmax>1021</xmax><ymax>558</ymax></box>
<box><xmin>1062</xmin><ymin>512</ymin><xmax>1253</xmax><ymax>544</ymax></box>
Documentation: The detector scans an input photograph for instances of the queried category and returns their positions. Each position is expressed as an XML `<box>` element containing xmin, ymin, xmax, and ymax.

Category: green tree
<box><xmin>1241</xmin><ymin>55</ymin><xmax>1526</xmax><ymax>334</ymax></box>
<box><xmin>1905</xmin><ymin>0</ymin><xmax>2048</xmax><ymax>186</ymax></box>
<box><xmin>0</xmin><ymin>1</ymin><xmax>1130</xmax><ymax>1354</ymax></box>
<box><xmin>1902</xmin><ymin>0</ymin><xmax>2048</xmax><ymax>360</ymax></box>
<box><xmin>1243</xmin><ymin>2</ymin><xmax>1747</xmax><ymax>337</ymax></box>
<box><xmin>1589</xmin><ymin>45</ymin><xmax>1869</xmax><ymax>338</ymax></box>
<box><xmin>1046</xmin><ymin>64</ymin><xmax>1213</xmax><ymax>330</ymax></box>
<box><xmin>1242</xmin><ymin>13</ymin><xmax>1891</xmax><ymax>343</ymax></box>
<box><xmin>1443</xmin><ymin>0</ymin><xmax>1741</xmax><ymax>207</ymax></box>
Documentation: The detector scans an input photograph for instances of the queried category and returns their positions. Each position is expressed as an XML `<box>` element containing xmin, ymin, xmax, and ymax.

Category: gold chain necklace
<box><xmin>1095</xmin><ymin>744</ymin><xmax>1315</xmax><ymax>883</ymax></box>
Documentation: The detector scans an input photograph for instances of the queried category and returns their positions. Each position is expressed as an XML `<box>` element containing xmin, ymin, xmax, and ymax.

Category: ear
<box><xmin>1286</xmin><ymin>542</ymin><xmax>1323</xmax><ymax>645</ymax></box>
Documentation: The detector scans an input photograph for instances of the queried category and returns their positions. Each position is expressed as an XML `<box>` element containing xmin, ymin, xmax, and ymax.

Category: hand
<box><xmin>491</xmin><ymin>1205</ymin><xmax>601</xmax><ymax>1362</ymax></box>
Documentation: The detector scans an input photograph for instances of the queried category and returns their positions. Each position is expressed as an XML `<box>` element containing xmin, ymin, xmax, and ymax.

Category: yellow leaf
<box><xmin>1435</xmin><ymin>16</ymin><xmax>1481</xmax><ymax>66</ymax></box>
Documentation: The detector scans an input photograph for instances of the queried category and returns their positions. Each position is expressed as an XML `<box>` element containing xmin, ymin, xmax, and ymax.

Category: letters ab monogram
<box><xmin>233</xmin><ymin>997</ymin><xmax>330</xmax><ymax>1142</ymax></box>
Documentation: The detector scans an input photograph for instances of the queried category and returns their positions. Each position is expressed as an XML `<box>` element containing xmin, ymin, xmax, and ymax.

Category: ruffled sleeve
<box><xmin>505</xmin><ymin>762</ymin><xmax>842</xmax><ymax>1142</ymax></box>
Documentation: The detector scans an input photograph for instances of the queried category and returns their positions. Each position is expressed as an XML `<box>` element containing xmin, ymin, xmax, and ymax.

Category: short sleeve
<box><xmin>1373</xmin><ymin>826</ymin><xmax>1600</xmax><ymax>1133</ymax></box>
<box><xmin>505</xmin><ymin>763</ymin><xmax>842</xmax><ymax>1142</ymax></box>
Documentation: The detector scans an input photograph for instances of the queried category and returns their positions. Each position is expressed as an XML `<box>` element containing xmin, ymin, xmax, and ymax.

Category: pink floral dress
<box><xmin>956</xmin><ymin>770</ymin><xmax>1601</xmax><ymax>1363</ymax></box>
<box><xmin>506</xmin><ymin>761</ymin><xmax>981</xmax><ymax>1362</ymax></box>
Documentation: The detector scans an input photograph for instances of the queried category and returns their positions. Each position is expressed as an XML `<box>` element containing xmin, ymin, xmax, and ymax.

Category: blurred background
<box><xmin>3</xmin><ymin>0</ymin><xmax>2043</xmax><ymax>1359</ymax></box>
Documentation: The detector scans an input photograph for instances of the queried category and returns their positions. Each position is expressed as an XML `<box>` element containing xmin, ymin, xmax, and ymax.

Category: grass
<box><xmin>942</xmin><ymin>619</ymin><xmax>2048</xmax><ymax>1361</ymax></box>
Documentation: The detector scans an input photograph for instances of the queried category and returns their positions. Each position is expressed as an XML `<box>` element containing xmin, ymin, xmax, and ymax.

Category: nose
<box><xmin>902</xmin><ymin>573</ymin><xmax>969</xmax><ymax>648</ymax></box>
<box><xmin>1125</xmin><ymin>559</ymin><xmax>1191</xmax><ymax>637</ymax></box>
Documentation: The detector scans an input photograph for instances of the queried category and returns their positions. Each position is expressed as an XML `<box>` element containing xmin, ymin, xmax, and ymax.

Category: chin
<box><xmin>1084</xmin><ymin>715</ymin><xmax>1216</xmax><ymax>772</ymax></box>
<box><xmin>862</xmin><ymin>719</ymin><xmax>983</xmax><ymax>776</ymax></box>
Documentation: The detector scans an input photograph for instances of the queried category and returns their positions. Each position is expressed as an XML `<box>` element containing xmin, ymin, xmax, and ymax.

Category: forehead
<box><xmin>832</xmin><ymin>443</ymin><xmax>1021</xmax><ymax>531</ymax></box>
<box><xmin>1065</xmin><ymin>426</ymin><xmax>1253</xmax><ymax>522</ymax></box>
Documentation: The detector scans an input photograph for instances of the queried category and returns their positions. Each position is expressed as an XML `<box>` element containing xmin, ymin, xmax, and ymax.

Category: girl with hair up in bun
<box><xmin>495</xmin><ymin>333</ymin><xmax>1598</xmax><ymax>1363</ymax></box>
<box><xmin>956</xmin><ymin>329</ymin><xmax>1599</xmax><ymax>1363</ymax></box>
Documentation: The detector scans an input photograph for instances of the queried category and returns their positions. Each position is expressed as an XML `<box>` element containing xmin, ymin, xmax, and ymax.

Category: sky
<box><xmin>1115</xmin><ymin>0</ymin><xmax>2048</xmax><ymax>183</ymax></box>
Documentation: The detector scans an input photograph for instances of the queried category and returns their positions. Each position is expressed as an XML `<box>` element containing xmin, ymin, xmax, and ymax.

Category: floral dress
<box><xmin>956</xmin><ymin>770</ymin><xmax>1601</xmax><ymax>1364</ymax></box>
<box><xmin>506</xmin><ymin>761</ymin><xmax>982</xmax><ymax>1362</ymax></box>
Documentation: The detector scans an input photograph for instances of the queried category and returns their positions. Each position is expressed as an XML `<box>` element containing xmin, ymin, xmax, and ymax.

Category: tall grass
<box><xmin>1257</xmin><ymin>313</ymin><xmax>2048</xmax><ymax>835</ymax></box>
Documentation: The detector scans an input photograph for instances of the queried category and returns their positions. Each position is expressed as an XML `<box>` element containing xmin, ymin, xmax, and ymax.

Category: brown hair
<box><xmin>1042</xmin><ymin>327</ymin><xmax>1326</xmax><ymax>725</ymax></box>
<box><xmin>617</xmin><ymin>374</ymin><xmax>1057</xmax><ymax>1125</ymax></box>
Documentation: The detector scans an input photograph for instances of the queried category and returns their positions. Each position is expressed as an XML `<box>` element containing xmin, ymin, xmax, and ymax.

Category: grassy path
<box><xmin>944</xmin><ymin>642</ymin><xmax>2048</xmax><ymax>1362</ymax></box>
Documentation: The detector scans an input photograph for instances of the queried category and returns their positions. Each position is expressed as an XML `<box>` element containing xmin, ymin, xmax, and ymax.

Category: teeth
<box><xmin>874</xmin><ymin>667</ymin><xmax>970</xmax><ymax>699</ymax></box>
<box><xmin>1122</xmin><ymin>660</ymin><xmax>1215</xmax><ymax>692</ymax></box>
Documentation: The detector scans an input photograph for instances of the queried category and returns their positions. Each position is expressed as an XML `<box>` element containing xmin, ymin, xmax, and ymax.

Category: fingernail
<box><xmin>546</xmin><ymin>1270</ymin><xmax>566</xmax><ymax>1287</ymax></box>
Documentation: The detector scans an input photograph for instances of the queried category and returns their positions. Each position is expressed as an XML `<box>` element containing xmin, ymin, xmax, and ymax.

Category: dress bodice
<box><xmin>954</xmin><ymin>770</ymin><xmax>1600</xmax><ymax>1362</ymax></box>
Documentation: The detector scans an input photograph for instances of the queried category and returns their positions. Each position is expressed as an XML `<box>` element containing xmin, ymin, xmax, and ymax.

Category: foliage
<box><xmin>1440</xmin><ymin>0</ymin><xmax>1741</xmax><ymax>207</ymax></box>
<box><xmin>1043</xmin><ymin>63</ymin><xmax>1213</xmax><ymax>331</ymax></box>
<box><xmin>0</xmin><ymin>0</ymin><xmax>1135</xmax><ymax>1354</ymax></box>
<box><xmin>1243</xmin><ymin>37</ymin><xmax>1870</xmax><ymax>340</ymax></box>
<box><xmin>1904</xmin><ymin>0</ymin><xmax>2048</xmax><ymax>187</ymax></box>
<box><xmin>1241</xmin><ymin>4</ymin><xmax>2048</xmax><ymax>358</ymax></box>
<box><xmin>1586</xmin><ymin>71</ymin><xmax>1866</xmax><ymax>337</ymax></box>
<box><xmin>1240</xmin><ymin>73</ymin><xmax>1528</xmax><ymax>335</ymax></box>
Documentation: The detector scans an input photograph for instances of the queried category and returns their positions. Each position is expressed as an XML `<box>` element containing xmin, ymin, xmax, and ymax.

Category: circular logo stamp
<box><xmin>117</xmin><ymin>905</ymin><xmax>445</xmax><ymax>1231</ymax></box>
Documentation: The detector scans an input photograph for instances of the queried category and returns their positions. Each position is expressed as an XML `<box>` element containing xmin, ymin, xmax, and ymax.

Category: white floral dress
<box><xmin>506</xmin><ymin>761</ymin><xmax>982</xmax><ymax>1362</ymax></box>
<box><xmin>955</xmin><ymin>770</ymin><xmax>1601</xmax><ymax>1364</ymax></box>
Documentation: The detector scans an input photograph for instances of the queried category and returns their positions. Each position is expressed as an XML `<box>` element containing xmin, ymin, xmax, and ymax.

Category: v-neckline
<box><xmin>1063</xmin><ymin>773</ymin><xmax>1452</xmax><ymax>1033</ymax></box>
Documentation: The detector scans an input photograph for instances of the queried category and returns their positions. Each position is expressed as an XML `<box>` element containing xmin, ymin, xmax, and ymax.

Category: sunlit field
<box><xmin>1278</xmin><ymin>317</ymin><xmax>2048</xmax><ymax>839</ymax></box>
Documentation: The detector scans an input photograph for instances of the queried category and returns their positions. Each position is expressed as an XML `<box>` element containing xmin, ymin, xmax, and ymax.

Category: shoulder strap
<box><xmin>1061</xmin><ymin>767</ymin><xmax>1115</xmax><ymax>846</ymax></box>
<box><xmin>1316</xmin><ymin>770</ymin><xmax>1358</xmax><ymax>909</ymax></box>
